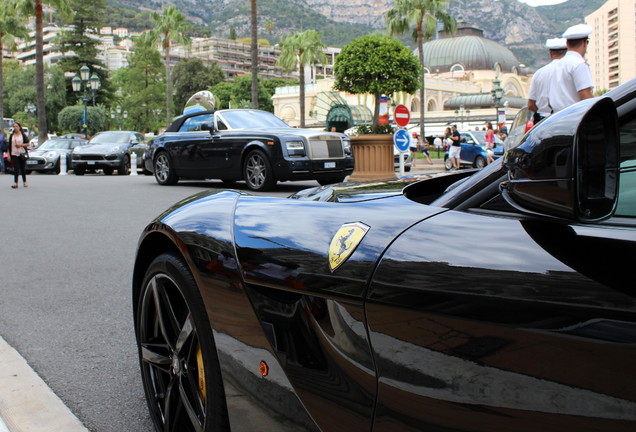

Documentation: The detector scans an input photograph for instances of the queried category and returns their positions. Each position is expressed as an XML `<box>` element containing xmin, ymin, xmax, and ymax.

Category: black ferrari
<box><xmin>133</xmin><ymin>78</ymin><xmax>636</xmax><ymax>432</ymax></box>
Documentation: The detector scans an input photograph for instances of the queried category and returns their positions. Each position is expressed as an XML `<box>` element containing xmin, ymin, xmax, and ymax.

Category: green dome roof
<box><xmin>422</xmin><ymin>25</ymin><xmax>521</xmax><ymax>73</ymax></box>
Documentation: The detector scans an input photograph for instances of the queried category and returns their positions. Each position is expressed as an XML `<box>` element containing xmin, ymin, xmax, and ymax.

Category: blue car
<box><xmin>444</xmin><ymin>130</ymin><xmax>504</xmax><ymax>170</ymax></box>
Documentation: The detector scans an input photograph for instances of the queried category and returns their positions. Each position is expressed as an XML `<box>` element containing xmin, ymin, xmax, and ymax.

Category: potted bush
<box><xmin>334</xmin><ymin>35</ymin><xmax>420</xmax><ymax>180</ymax></box>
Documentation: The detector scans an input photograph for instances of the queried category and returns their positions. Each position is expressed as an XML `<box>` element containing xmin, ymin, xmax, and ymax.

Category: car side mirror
<box><xmin>501</xmin><ymin>97</ymin><xmax>619</xmax><ymax>222</ymax></box>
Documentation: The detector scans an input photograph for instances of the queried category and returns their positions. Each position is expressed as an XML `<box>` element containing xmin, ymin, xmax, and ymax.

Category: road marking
<box><xmin>0</xmin><ymin>337</ymin><xmax>88</xmax><ymax>432</ymax></box>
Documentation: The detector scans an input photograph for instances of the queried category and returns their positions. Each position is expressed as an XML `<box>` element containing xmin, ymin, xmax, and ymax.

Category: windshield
<box><xmin>38</xmin><ymin>140</ymin><xmax>72</xmax><ymax>150</ymax></box>
<box><xmin>219</xmin><ymin>110</ymin><xmax>289</xmax><ymax>129</ymax></box>
<box><xmin>468</xmin><ymin>131</ymin><xmax>504</xmax><ymax>145</ymax></box>
<box><xmin>90</xmin><ymin>132</ymin><xmax>131</xmax><ymax>145</ymax></box>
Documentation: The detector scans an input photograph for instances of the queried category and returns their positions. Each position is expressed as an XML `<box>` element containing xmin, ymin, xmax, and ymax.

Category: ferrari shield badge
<box><xmin>328</xmin><ymin>222</ymin><xmax>370</xmax><ymax>272</ymax></box>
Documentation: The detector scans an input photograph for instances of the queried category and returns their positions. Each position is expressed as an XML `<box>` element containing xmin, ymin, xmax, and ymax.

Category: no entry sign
<box><xmin>394</xmin><ymin>104</ymin><xmax>410</xmax><ymax>127</ymax></box>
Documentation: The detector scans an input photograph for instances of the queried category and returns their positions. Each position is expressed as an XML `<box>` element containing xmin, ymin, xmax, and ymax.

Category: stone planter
<box><xmin>348</xmin><ymin>134</ymin><xmax>397</xmax><ymax>182</ymax></box>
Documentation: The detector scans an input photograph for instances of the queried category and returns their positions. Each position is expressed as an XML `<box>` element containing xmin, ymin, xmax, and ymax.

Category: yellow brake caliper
<box><xmin>196</xmin><ymin>345</ymin><xmax>206</xmax><ymax>404</ymax></box>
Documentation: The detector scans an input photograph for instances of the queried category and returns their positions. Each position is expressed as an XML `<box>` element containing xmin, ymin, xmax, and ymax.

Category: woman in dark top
<box><xmin>8</xmin><ymin>122</ymin><xmax>30</xmax><ymax>188</ymax></box>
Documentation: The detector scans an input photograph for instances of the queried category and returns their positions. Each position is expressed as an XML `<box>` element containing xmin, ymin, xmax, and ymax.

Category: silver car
<box><xmin>26</xmin><ymin>138</ymin><xmax>88</xmax><ymax>174</ymax></box>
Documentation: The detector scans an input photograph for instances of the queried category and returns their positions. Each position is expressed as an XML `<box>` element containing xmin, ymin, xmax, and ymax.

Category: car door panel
<box><xmin>367</xmin><ymin>209</ymin><xmax>636</xmax><ymax>431</ymax></box>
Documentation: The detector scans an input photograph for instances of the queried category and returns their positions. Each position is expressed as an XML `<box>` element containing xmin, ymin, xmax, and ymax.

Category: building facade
<box><xmin>586</xmin><ymin>0</ymin><xmax>636</xmax><ymax>90</ymax></box>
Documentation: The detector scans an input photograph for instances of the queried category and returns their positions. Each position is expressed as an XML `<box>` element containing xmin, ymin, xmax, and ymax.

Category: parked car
<box><xmin>144</xmin><ymin>109</ymin><xmax>354</xmax><ymax>191</ymax></box>
<box><xmin>394</xmin><ymin>144</ymin><xmax>413</xmax><ymax>171</ymax></box>
<box><xmin>71</xmin><ymin>131</ymin><xmax>146</xmax><ymax>175</ymax></box>
<box><xmin>444</xmin><ymin>130</ymin><xmax>505</xmax><ymax>170</ymax></box>
<box><xmin>28</xmin><ymin>133</ymin><xmax>57</xmax><ymax>149</ymax></box>
<box><xmin>25</xmin><ymin>138</ymin><xmax>88</xmax><ymax>174</ymax></box>
<box><xmin>133</xmin><ymin>80</ymin><xmax>636</xmax><ymax>432</ymax></box>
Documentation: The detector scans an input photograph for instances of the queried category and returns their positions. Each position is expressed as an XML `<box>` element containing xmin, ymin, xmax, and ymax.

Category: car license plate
<box><xmin>26</xmin><ymin>160</ymin><xmax>37</xmax><ymax>165</ymax></box>
<box><xmin>87</xmin><ymin>161</ymin><xmax>96</xmax><ymax>165</ymax></box>
<box><xmin>324</xmin><ymin>162</ymin><xmax>336</xmax><ymax>169</ymax></box>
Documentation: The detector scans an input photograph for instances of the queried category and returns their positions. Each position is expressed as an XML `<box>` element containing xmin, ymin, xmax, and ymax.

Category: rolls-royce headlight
<box><xmin>343</xmin><ymin>138</ymin><xmax>352</xmax><ymax>155</ymax></box>
<box><xmin>286</xmin><ymin>140</ymin><xmax>305</xmax><ymax>157</ymax></box>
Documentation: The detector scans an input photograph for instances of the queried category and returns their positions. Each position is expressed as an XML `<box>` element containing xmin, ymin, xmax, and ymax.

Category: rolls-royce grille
<box><xmin>308</xmin><ymin>136</ymin><xmax>344</xmax><ymax>159</ymax></box>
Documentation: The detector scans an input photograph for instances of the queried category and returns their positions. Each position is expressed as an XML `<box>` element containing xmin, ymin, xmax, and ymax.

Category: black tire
<box><xmin>136</xmin><ymin>253</ymin><xmax>229</xmax><ymax>432</ymax></box>
<box><xmin>317</xmin><ymin>176</ymin><xmax>345</xmax><ymax>186</ymax></box>
<box><xmin>474</xmin><ymin>156</ymin><xmax>486</xmax><ymax>169</ymax></box>
<box><xmin>243</xmin><ymin>149</ymin><xmax>276</xmax><ymax>191</ymax></box>
<box><xmin>75</xmin><ymin>167</ymin><xmax>85</xmax><ymax>176</ymax></box>
<box><xmin>103</xmin><ymin>167</ymin><xmax>113</xmax><ymax>175</ymax></box>
<box><xmin>444</xmin><ymin>156</ymin><xmax>453</xmax><ymax>171</ymax></box>
<box><xmin>154</xmin><ymin>152</ymin><xmax>179</xmax><ymax>185</ymax></box>
<box><xmin>118</xmin><ymin>156</ymin><xmax>130</xmax><ymax>175</ymax></box>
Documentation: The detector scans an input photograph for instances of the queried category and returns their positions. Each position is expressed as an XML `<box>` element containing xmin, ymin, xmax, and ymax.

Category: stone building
<box><xmin>273</xmin><ymin>22</ymin><xmax>531</xmax><ymax>135</ymax></box>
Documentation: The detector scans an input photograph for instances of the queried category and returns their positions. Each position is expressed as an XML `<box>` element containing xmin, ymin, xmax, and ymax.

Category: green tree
<box><xmin>0</xmin><ymin>0</ymin><xmax>28</xmax><ymax>129</ymax></box>
<box><xmin>229</xmin><ymin>25</ymin><xmax>236</xmax><ymax>40</ymax></box>
<box><xmin>150</xmin><ymin>5</ymin><xmax>191</xmax><ymax>124</ymax></box>
<box><xmin>334</xmin><ymin>35</ymin><xmax>420</xmax><ymax>129</ymax></box>
<box><xmin>172</xmin><ymin>58</ymin><xmax>225</xmax><ymax>113</ymax></box>
<box><xmin>277</xmin><ymin>29</ymin><xmax>326</xmax><ymax>128</ymax></box>
<box><xmin>234</xmin><ymin>74</ymin><xmax>273</xmax><ymax>112</ymax></box>
<box><xmin>111</xmin><ymin>32</ymin><xmax>166</xmax><ymax>133</ymax></box>
<box><xmin>210</xmin><ymin>82</ymin><xmax>234</xmax><ymax>110</ymax></box>
<box><xmin>387</xmin><ymin>0</ymin><xmax>455</xmax><ymax>138</ymax></box>
<box><xmin>15</xmin><ymin>0</ymin><xmax>72</xmax><ymax>143</ymax></box>
<box><xmin>55</xmin><ymin>0</ymin><xmax>110</xmax><ymax>107</ymax></box>
<box><xmin>57</xmin><ymin>105</ymin><xmax>106</xmax><ymax>135</ymax></box>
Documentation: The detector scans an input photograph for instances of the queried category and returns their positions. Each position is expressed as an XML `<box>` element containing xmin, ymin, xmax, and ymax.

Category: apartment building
<box><xmin>586</xmin><ymin>0</ymin><xmax>636</xmax><ymax>90</ymax></box>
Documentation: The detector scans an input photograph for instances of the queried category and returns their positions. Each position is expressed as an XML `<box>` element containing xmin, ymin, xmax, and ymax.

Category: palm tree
<box><xmin>277</xmin><ymin>30</ymin><xmax>327</xmax><ymax>128</ymax></box>
<box><xmin>15</xmin><ymin>0</ymin><xmax>71</xmax><ymax>143</ymax></box>
<box><xmin>250</xmin><ymin>0</ymin><xmax>258</xmax><ymax>109</ymax></box>
<box><xmin>387</xmin><ymin>0</ymin><xmax>455</xmax><ymax>139</ymax></box>
<box><xmin>151</xmin><ymin>5</ymin><xmax>191</xmax><ymax>123</ymax></box>
<box><xmin>0</xmin><ymin>0</ymin><xmax>29</xmax><ymax>129</ymax></box>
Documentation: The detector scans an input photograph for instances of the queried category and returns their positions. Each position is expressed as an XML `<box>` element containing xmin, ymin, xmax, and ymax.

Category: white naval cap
<box><xmin>562</xmin><ymin>24</ymin><xmax>593</xmax><ymax>40</ymax></box>
<box><xmin>545</xmin><ymin>38</ymin><xmax>567</xmax><ymax>50</ymax></box>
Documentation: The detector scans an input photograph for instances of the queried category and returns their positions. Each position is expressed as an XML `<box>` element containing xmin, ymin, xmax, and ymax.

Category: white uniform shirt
<box><xmin>528</xmin><ymin>59</ymin><xmax>560</xmax><ymax>117</ymax></box>
<box><xmin>548</xmin><ymin>51</ymin><xmax>593</xmax><ymax>113</ymax></box>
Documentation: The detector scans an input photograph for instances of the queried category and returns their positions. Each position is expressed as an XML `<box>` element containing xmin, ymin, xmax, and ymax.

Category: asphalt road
<box><xmin>0</xmin><ymin>171</ymin><xmax>317</xmax><ymax>432</ymax></box>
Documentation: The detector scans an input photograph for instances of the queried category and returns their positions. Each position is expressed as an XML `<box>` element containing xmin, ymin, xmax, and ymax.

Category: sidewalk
<box><xmin>0</xmin><ymin>337</ymin><xmax>88</xmax><ymax>432</ymax></box>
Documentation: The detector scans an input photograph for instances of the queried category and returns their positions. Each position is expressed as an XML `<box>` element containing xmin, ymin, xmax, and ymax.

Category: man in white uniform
<box><xmin>527</xmin><ymin>38</ymin><xmax>567</xmax><ymax>124</ymax></box>
<box><xmin>548</xmin><ymin>23</ymin><xmax>594</xmax><ymax>113</ymax></box>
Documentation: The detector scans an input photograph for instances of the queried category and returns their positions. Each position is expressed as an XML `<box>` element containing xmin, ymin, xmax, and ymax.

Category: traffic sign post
<box><xmin>393</xmin><ymin>129</ymin><xmax>410</xmax><ymax>176</ymax></box>
<box><xmin>394</xmin><ymin>104</ymin><xmax>410</xmax><ymax>127</ymax></box>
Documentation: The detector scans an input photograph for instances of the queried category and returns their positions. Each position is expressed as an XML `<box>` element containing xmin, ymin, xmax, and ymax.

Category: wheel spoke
<box><xmin>175</xmin><ymin>313</ymin><xmax>194</xmax><ymax>354</ymax></box>
<box><xmin>141</xmin><ymin>343</ymin><xmax>171</xmax><ymax>369</ymax></box>
<box><xmin>151</xmin><ymin>277</ymin><xmax>181</xmax><ymax>351</ymax></box>
<box><xmin>179</xmin><ymin>377</ymin><xmax>205</xmax><ymax>432</ymax></box>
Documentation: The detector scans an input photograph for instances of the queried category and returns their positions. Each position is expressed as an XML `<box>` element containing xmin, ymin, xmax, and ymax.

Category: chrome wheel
<box><xmin>154</xmin><ymin>152</ymin><xmax>178</xmax><ymax>185</ymax></box>
<box><xmin>243</xmin><ymin>150</ymin><xmax>275</xmax><ymax>191</ymax></box>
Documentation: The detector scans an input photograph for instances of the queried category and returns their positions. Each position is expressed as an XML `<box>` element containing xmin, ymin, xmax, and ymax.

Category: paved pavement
<box><xmin>0</xmin><ymin>159</ymin><xmax>447</xmax><ymax>432</ymax></box>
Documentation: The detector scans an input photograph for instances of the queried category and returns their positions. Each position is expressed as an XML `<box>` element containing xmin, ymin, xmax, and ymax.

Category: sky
<box><xmin>518</xmin><ymin>0</ymin><xmax>568</xmax><ymax>6</ymax></box>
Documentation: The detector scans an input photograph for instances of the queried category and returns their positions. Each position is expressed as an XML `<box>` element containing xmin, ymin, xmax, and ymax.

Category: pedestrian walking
<box><xmin>548</xmin><ymin>23</ymin><xmax>594</xmax><ymax>114</ymax></box>
<box><xmin>448</xmin><ymin>124</ymin><xmax>461</xmax><ymax>170</ymax></box>
<box><xmin>8</xmin><ymin>122</ymin><xmax>30</xmax><ymax>188</ymax></box>
<box><xmin>528</xmin><ymin>38</ymin><xmax>567</xmax><ymax>124</ymax></box>
<box><xmin>416</xmin><ymin>133</ymin><xmax>433</xmax><ymax>165</ymax></box>
<box><xmin>0</xmin><ymin>131</ymin><xmax>6</xmax><ymax>174</ymax></box>
<box><xmin>484</xmin><ymin>122</ymin><xmax>495</xmax><ymax>164</ymax></box>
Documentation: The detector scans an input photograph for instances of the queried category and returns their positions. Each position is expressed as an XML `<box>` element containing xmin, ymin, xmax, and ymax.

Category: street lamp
<box><xmin>491</xmin><ymin>78</ymin><xmax>504</xmax><ymax>127</ymax></box>
<box><xmin>25</xmin><ymin>103</ymin><xmax>36</xmax><ymax>133</ymax></box>
<box><xmin>72</xmin><ymin>64</ymin><xmax>101</xmax><ymax>138</ymax></box>
<box><xmin>454</xmin><ymin>105</ymin><xmax>470</xmax><ymax>130</ymax></box>
<box><xmin>110</xmin><ymin>105</ymin><xmax>128</xmax><ymax>130</ymax></box>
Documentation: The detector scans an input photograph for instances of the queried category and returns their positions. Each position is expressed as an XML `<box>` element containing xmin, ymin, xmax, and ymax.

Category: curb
<box><xmin>0</xmin><ymin>337</ymin><xmax>88</xmax><ymax>432</ymax></box>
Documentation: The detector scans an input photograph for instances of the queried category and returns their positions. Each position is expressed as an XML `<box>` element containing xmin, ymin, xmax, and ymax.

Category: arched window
<box><xmin>450</xmin><ymin>63</ymin><xmax>464</xmax><ymax>73</ymax></box>
<box><xmin>494</xmin><ymin>62</ymin><xmax>502</xmax><ymax>74</ymax></box>
<box><xmin>423</xmin><ymin>67</ymin><xmax>431</xmax><ymax>75</ymax></box>
<box><xmin>427</xmin><ymin>98</ymin><xmax>438</xmax><ymax>112</ymax></box>
<box><xmin>410</xmin><ymin>98</ymin><xmax>420</xmax><ymax>113</ymax></box>
<box><xmin>511</xmin><ymin>66</ymin><xmax>520</xmax><ymax>75</ymax></box>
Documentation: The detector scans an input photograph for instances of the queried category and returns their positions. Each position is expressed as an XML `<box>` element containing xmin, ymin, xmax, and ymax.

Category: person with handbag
<box><xmin>8</xmin><ymin>122</ymin><xmax>30</xmax><ymax>188</ymax></box>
